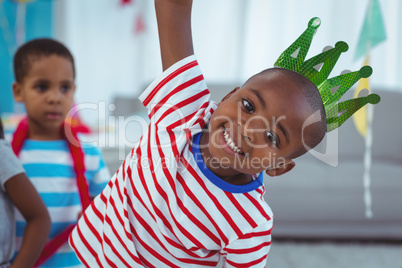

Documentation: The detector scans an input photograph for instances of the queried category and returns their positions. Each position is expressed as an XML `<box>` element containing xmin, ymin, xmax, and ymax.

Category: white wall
<box><xmin>54</xmin><ymin>0</ymin><xmax>402</xmax><ymax>126</ymax></box>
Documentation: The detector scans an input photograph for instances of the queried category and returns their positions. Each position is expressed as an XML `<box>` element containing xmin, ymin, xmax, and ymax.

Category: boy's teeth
<box><xmin>223</xmin><ymin>130</ymin><xmax>243</xmax><ymax>154</ymax></box>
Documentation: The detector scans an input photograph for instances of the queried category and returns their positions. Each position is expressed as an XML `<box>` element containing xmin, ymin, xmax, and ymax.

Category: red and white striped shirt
<box><xmin>69</xmin><ymin>56</ymin><xmax>273</xmax><ymax>267</ymax></box>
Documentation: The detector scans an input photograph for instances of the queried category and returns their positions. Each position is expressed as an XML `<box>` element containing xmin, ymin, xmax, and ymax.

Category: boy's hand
<box><xmin>155</xmin><ymin>0</ymin><xmax>194</xmax><ymax>71</ymax></box>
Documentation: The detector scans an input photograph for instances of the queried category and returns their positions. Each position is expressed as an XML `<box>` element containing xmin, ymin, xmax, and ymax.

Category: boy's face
<box><xmin>201</xmin><ymin>71</ymin><xmax>316</xmax><ymax>178</ymax></box>
<box><xmin>13</xmin><ymin>55</ymin><xmax>76</xmax><ymax>139</ymax></box>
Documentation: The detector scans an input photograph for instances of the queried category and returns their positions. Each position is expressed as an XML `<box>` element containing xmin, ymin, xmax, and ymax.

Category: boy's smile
<box><xmin>199</xmin><ymin>69</ymin><xmax>316</xmax><ymax>184</ymax></box>
<box><xmin>222</xmin><ymin>126</ymin><xmax>245</xmax><ymax>155</ymax></box>
<box><xmin>13</xmin><ymin>55</ymin><xmax>76</xmax><ymax>140</ymax></box>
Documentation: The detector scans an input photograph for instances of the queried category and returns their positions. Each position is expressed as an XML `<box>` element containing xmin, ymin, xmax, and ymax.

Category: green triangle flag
<box><xmin>354</xmin><ymin>0</ymin><xmax>386</xmax><ymax>60</ymax></box>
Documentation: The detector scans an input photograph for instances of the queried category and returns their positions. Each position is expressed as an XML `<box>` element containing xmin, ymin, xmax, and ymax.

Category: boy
<box><xmin>70</xmin><ymin>0</ymin><xmax>377</xmax><ymax>267</ymax></box>
<box><xmin>10</xmin><ymin>38</ymin><xmax>110</xmax><ymax>267</ymax></box>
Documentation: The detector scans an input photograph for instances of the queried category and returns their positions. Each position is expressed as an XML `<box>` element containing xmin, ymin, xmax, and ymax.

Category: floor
<box><xmin>215</xmin><ymin>240</ymin><xmax>402</xmax><ymax>267</ymax></box>
<box><xmin>266</xmin><ymin>240</ymin><xmax>402</xmax><ymax>268</ymax></box>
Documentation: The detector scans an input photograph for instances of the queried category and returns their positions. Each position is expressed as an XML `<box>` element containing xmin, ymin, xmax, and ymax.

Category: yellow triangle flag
<box><xmin>353</xmin><ymin>57</ymin><xmax>370</xmax><ymax>137</ymax></box>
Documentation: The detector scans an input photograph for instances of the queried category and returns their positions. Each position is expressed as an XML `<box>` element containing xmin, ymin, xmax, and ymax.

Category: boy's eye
<box><xmin>61</xmin><ymin>85</ymin><xmax>71</xmax><ymax>93</ymax></box>
<box><xmin>35</xmin><ymin>84</ymin><xmax>48</xmax><ymax>92</ymax></box>
<box><xmin>242</xmin><ymin>99</ymin><xmax>254</xmax><ymax>113</ymax></box>
<box><xmin>266</xmin><ymin>131</ymin><xmax>279</xmax><ymax>147</ymax></box>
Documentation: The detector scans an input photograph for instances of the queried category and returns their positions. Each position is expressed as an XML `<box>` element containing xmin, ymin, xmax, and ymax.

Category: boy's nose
<box><xmin>242</xmin><ymin>116</ymin><xmax>270</xmax><ymax>144</ymax></box>
<box><xmin>47</xmin><ymin>89</ymin><xmax>62</xmax><ymax>103</ymax></box>
<box><xmin>243</xmin><ymin>126</ymin><xmax>257</xmax><ymax>145</ymax></box>
<box><xmin>236</xmin><ymin>122</ymin><xmax>252</xmax><ymax>143</ymax></box>
<box><xmin>240</xmin><ymin>122</ymin><xmax>260</xmax><ymax>145</ymax></box>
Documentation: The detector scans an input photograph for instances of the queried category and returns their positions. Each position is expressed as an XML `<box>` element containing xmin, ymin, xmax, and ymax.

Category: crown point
<box><xmin>360</xmin><ymin>65</ymin><xmax>373</xmax><ymax>78</ymax></box>
<box><xmin>309</xmin><ymin>17</ymin><xmax>321</xmax><ymax>29</ymax></box>
<box><xmin>335</xmin><ymin>41</ymin><xmax>349</xmax><ymax>52</ymax></box>
<box><xmin>367</xmin><ymin>93</ymin><xmax>381</xmax><ymax>104</ymax></box>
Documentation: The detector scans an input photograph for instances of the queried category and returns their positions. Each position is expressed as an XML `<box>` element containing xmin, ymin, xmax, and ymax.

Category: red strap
<box><xmin>62</xmin><ymin>122</ymin><xmax>91</xmax><ymax>209</ymax></box>
<box><xmin>11</xmin><ymin>117</ymin><xmax>29</xmax><ymax>156</ymax></box>
<box><xmin>11</xmin><ymin>118</ymin><xmax>91</xmax><ymax>266</ymax></box>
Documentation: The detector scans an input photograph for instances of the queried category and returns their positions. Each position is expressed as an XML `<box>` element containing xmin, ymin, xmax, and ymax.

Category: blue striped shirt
<box><xmin>14</xmin><ymin>138</ymin><xmax>110</xmax><ymax>268</ymax></box>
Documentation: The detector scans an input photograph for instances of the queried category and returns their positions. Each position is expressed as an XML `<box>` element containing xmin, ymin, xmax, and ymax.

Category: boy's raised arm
<box><xmin>155</xmin><ymin>0</ymin><xmax>194</xmax><ymax>71</ymax></box>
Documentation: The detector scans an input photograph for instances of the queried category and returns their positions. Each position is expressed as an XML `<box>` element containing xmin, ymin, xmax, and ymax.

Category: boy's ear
<box><xmin>265</xmin><ymin>160</ymin><xmax>295</xmax><ymax>177</ymax></box>
<box><xmin>221</xmin><ymin>87</ymin><xmax>240</xmax><ymax>102</ymax></box>
<box><xmin>12</xmin><ymin>82</ymin><xmax>24</xmax><ymax>103</ymax></box>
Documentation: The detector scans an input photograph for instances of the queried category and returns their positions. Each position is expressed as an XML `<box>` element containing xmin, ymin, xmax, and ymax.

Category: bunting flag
<box><xmin>353</xmin><ymin>0</ymin><xmax>386</xmax><ymax>219</ymax></box>
<box><xmin>121</xmin><ymin>0</ymin><xmax>132</xmax><ymax>5</ymax></box>
<box><xmin>354</xmin><ymin>0</ymin><xmax>386</xmax><ymax>61</ymax></box>
<box><xmin>134</xmin><ymin>13</ymin><xmax>145</xmax><ymax>35</ymax></box>
<box><xmin>120</xmin><ymin>0</ymin><xmax>145</xmax><ymax>36</ymax></box>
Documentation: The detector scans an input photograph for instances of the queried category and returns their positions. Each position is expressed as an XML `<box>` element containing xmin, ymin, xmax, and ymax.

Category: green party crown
<box><xmin>274</xmin><ymin>17</ymin><xmax>380</xmax><ymax>132</ymax></box>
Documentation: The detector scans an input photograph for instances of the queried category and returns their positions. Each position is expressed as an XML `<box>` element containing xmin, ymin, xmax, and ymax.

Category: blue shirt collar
<box><xmin>192</xmin><ymin>131</ymin><xmax>263</xmax><ymax>193</ymax></box>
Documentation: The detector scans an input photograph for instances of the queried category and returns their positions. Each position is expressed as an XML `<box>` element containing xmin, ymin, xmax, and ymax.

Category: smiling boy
<box><xmin>200</xmin><ymin>68</ymin><xmax>326</xmax><ymax>184</ymax></box>
<box><xmin>69</xmin><ymin>0</ymin><xmax>329</xmax><ymax>267</ymax></box>
<box><xmin>67</xmin><ymin>0</ymin><xmax>383</xmax><ymax>263</ymax></box>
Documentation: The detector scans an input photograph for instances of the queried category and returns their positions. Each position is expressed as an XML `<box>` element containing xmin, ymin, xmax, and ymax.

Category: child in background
<box><xmin>10</xmin><ymin>38</ymin><xmax>111</xmax><ymax>267</ymax></box>
<box><xmin>0</xmin><ymin>117</ymin><xmax>50</xmax><ymax>268</ymax></box>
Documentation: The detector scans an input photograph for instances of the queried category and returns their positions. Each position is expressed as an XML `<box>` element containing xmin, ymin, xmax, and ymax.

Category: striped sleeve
<box><xmin>221</xmin><ymin>220</ymin><xmax>273</xmax><ymax>268</ymax></box>
<box><xmin>138</xmin><ymin>55</ymin><xmax>210</xmax><ymax>128</ymax></box>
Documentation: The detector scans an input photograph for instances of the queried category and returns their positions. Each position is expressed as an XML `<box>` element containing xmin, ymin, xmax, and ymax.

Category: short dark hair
<box><xmin>13</xmin><ymin>38</ymin><xmax>75</xmax><ymax>83</ymax></box>
<box><xmin>246</xmin><ymin>68</ymin><xmax>327</xmax><ymax>158</ymax></box>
